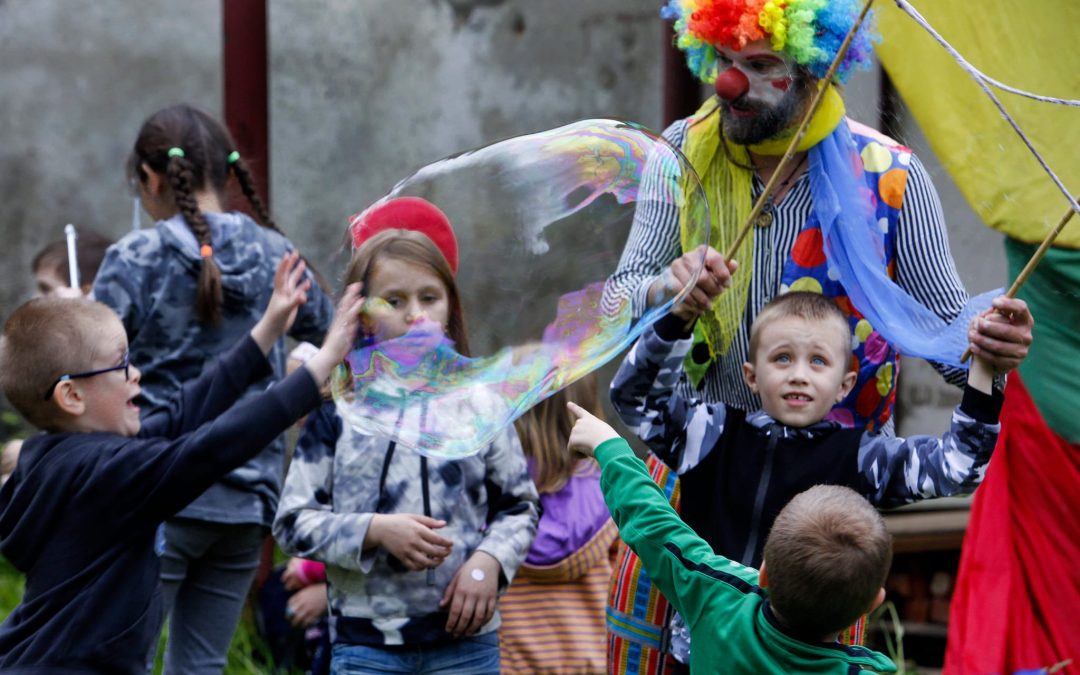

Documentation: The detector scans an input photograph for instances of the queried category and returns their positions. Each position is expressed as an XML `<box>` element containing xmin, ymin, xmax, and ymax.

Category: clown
<box><xmin>606</xmin><ymin>1</ymin><xmax>1033</xmax><ymax>672</ymax></box>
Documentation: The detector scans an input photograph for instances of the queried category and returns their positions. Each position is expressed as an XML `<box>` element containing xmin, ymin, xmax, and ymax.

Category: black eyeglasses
<box><xmin>43</xmin><ymin>350</ymin><xmax>131</xmax><ymax>400</ymax></box>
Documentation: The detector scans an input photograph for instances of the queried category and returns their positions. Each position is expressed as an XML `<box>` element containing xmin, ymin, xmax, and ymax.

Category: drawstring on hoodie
<box><xmin>375</xmin><ymin>404</ymin><xmax>437</xmax><ymax>586</ymax></box>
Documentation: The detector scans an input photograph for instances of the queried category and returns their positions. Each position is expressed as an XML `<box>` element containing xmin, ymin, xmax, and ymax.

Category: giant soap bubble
<box><xmin>331</xmin><ymin>119</ymin><xmax>710</xmax><ymax>458</ymax></box>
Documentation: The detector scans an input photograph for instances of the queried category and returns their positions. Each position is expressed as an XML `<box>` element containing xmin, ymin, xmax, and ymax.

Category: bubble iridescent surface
<box><xmin>332</xmin><ymin>119</ymin><xmax>710</xmax><ymax>458</ymax></box>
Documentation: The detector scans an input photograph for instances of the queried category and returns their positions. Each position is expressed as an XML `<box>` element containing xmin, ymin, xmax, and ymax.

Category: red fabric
<box><xmin>945</xmin><ymin>374</ymin><xmax>1080</xmax><ymax>674</ymax></box>
<box><xmin>349</xmin><ymin>196</ymin><xmax>459</xmax><ymax>273</ymax></box>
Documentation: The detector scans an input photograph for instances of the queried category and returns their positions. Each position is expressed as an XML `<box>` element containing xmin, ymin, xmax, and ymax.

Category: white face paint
<box><xmin>713</xmin><ymin>38</ymin><xmax>805</xmax><ymax>144</ymax></box>
<box><xmin>714</xmin><ymin>38</ymin><xmax>798</xmax><ymax>107</ymax></box>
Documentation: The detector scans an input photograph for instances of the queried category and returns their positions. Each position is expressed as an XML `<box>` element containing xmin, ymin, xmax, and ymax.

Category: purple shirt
<box><xmin>526</xmin><ymin>460</ymin><xmax>612</xmax><ymax>565</ymax></box>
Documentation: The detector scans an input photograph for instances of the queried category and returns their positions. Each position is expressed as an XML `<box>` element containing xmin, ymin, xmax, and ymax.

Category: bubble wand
<box><xmin>724</xmin><ymin>0</ymin><xmax>876</xmax><ymax>261</ymax></box>
<box><xmin>960</xmin><ymin>201</ymin><xmax>1076</xmax><ymax>363</ymax></box>
<box><xmin>64</xmin><ymin>224</ymin><xmax>80</xmax><ymax>290</ymax></box>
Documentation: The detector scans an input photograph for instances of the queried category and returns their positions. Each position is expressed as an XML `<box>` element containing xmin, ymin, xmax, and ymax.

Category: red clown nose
<box><xmin>714</xmin><ymin>67</ymin><xmax>749</xmax><ymax>101</ymax></box>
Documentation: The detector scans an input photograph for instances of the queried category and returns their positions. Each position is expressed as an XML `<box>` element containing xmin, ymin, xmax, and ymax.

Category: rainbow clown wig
<box><xmin>660</xmin><ymin>0</ymin><xmax>879</xmax><ymax>84</ymax></box>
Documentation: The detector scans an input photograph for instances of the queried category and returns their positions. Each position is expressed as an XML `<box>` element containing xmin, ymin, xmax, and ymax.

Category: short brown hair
<box><xmin>31</xmin><ymin>229</ymin><xmax>115</xmax><ymax>291</ymax></box>
<box><xmin>763</xmin><ymin>484</ymin><xmax>892</xmax><ymax>636</ymax></box>
<box><xmin>0</xmin><ymin>298</ymin><xmax>120</xmax><ymax>429</ymax></box>
<box><xmin>748</xmin><ymin>291</ymin><xmax>851</xmax><ymax>363</ymax></box>
<box><xmin>345</xmin><ymin>228</ymin><xmax>470</xmax><ymax>356</ymax></box>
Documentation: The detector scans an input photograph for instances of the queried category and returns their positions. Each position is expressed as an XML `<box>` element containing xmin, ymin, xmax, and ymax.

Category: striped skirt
<box><xmin>499</xmin><ymin>519</ymin><xmax>619</xmax><ymax>674</ymax></box>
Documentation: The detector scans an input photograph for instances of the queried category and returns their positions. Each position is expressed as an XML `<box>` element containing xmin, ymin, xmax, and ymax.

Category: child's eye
<box><xmin>775</xmin><ymin>354</ymin><xmax>791</xmax><ymax>364</ymax></box>
<box><xmin>384</xmin><ymin>297</ymin><xmax>401</xmax><ymax>308</ymax></box>
<box><xmin>421</xmin><ymin>294</ymin><xmax>440</xmax><ymax>304</ymax></box>
<box><xmin>811</xmin><ymin>356</ymin><xmax>827</xmax><ymax>366</ymax></box>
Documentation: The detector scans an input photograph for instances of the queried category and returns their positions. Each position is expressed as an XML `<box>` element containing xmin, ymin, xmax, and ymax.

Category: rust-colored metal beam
<box><xmin>223</xmin><ymin>0</ymin><xmax>270</xmax><ymax>207</ymax></box>
<box><xmin>661</xmin><ymin>22</ymin><xmax>700</xmax><ymax>128</ymax></box>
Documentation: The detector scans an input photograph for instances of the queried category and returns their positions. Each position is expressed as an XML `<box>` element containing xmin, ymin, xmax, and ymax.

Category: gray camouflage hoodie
<box><xmin>274</xmin><ymin>400</ymin><xmax>540</xmax><ymax>646</ymax></box>
<box><xmin>92</xmin><ymin>211</ymin><xmax>333</xmax><ymax>526</ymax></box>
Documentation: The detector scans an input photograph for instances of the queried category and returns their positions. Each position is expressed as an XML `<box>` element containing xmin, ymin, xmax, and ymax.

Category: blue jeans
<box><xmin>330</xmin><ymin>632</ymin><xmax>500</xmax><ymax>675</ymax></box>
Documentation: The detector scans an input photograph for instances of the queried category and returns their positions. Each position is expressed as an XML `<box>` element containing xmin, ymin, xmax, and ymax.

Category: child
<box><xmin>91</xmin><ymin>103</ymin><xmax>334</xmax><ymax>672</ymax></box>
<box><xmin>610</xmin><ymin>290</ymin><xmax>1002</xmax><ymax>664</ymax></box>
<box><xmin>273</xmin><ymin>205</ymin><xmax>540</xmax><ymax>675</ymax></box>
<box><xmin>499</xmin><ymin>374</ymin><xmax>618</xmax><ymax>674</ymax></box>
<box><xmin>566</xmin><ymin>402</ymin><xmax>897</xmax><ymax>674</ymax></box>
<box><xmin>31</xmin><ymin>227</ymin><xmax>114</xmax><ymax>297</ymax></box>
<box><xmin>1</xmin><ymin>231</ymin><xmax>116</xmax><ymax>483</ymax></box>
<box><xmin>0</xmin><ymin>254</ymin><xmax>363</xmax><ymax>674</ymax></box>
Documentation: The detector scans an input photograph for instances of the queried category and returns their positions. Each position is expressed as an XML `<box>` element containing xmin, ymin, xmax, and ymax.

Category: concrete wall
<box><xmin>268</xmin><ymin>0</ymin><xmax>665</xmax><ymax>274</ymax></box>
<box><xmin>0</xmin><ymin>0</ymin><xmax>1005</xmax><ymax>436</ymax></box>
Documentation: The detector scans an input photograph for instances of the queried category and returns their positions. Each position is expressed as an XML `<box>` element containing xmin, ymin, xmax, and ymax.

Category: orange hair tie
<box><xmin>200</xmin><ymin>244</ymin><xmax>213</xmax><ymax>258</ymax></box>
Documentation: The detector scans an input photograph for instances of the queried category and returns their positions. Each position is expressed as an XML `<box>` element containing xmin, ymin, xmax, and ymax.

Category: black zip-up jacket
<box><xmin>612</xmin><ymin>314</ymin><xmax>1003</xmax><ymax>568</ymax></box>
<box><xmin>0</xmin><ymin>336</ymin><xmax>320</xmax><ymax>674</ymax></box>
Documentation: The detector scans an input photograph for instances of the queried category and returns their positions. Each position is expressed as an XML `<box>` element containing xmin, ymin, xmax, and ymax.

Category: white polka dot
<box><xmin>897</xmin><ymin>152</ymin><xmax>911</xmax><ymax>166</ymax></box>
<box><xmin>827</xmin><ymin>267</ymin><xmax>840</xmax><ymax>281</ymax></box>
<box><xmin>780</xmin><ymin>284</ymin><xmax>790</xmax><ymax>294</ymax></box>
<box><xmin>878</xmin><ymin>217</ymin><xmax>889</xmax><ymax>233</ymax></box>
<box><xmin>851</xmin><ymin>334</ymin><xmax>860</xmax><ymax>350</ymax></box>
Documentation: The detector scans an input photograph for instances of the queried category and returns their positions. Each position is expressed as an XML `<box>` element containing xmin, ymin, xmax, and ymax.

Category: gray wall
<box><xmin>0</xmin><ymin>0</ymin><xmax>1004</xmax><ymax>435</ymax></box>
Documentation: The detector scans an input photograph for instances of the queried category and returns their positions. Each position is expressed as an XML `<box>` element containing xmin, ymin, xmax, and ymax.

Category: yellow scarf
<box><xmin>679</xmin><ymin>85</ymin><xmax>845</xmax><ymax>367</ymax></box>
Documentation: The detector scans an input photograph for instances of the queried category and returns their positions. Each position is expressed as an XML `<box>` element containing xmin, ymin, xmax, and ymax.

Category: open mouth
<box><xmin>783</xmin><ymin>393</ymin><xmax>812</xmax><ymax>402</ymax></box>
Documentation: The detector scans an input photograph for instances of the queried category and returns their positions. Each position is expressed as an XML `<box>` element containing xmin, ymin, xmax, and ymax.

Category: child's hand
<box><xmin>286</xmin><ymin>582</ymin><xmax>328</xmax><ymax>628</ymax></box>
<box><xmin>567</xmin><ymin>401</ymin><xmax>620</xmax><ymax>457</ymax></box>
<box><xmin>366</xmin><ymin>513</ymin><xmax>453</xmax><ymax>571</ymax></box>
<box><xmin>440</xmin><ymin>550</ymin><xmax>501</xmax><ymax>637</ymax></box>
<box><xmin>967</xmin><ymin>296</ymin><xmax>1034</xmax><ymax>375</ymax></box>
<box><xmin>303</xmin><ymin>283</ymin><xmax>365</xmax><ymax>384</ymax></box>
<box><xmin>251</xmin><ymin>251</ymin><xmax>312</xmax><ymax>354</ymax></box>
<box><xmin>281</xmin><ymin>557</ymin><xmax>307</xmax><ymax>591</ymax></box>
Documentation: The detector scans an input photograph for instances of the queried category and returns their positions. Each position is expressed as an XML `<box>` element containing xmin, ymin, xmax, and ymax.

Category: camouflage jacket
<box><xmin>611</xmin><ymin>315</ymin><xmax>1003</xmax><ymax>567</ymax></box>
<box><xmin>92</xmin><ymin>212</ymin><xmax>333</xmax><ymax>526</ymax></box>
<box><xmin>273</xmin><ymin>400</ymin><xmax>540</xmax><ymax>646</ymax></box>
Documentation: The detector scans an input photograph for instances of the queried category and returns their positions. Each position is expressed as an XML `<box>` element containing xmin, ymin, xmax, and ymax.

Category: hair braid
<box><xmin>167</xmin><ymin>155</ymin><xmax>223</xmax><ymax>324</ymax></box>
<box><xmin>230</xmin><ymin>158</ymin><xmax>282</xmax><ymax>234</ymax></box>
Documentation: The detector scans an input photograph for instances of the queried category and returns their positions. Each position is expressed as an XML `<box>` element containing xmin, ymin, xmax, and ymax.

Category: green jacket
<box><xmin>595</xmin><ymin>438</ymin><xmax>897</xmax><ymax>674</ymax></box>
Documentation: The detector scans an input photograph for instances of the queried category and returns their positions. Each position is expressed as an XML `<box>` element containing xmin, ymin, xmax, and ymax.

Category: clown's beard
<box><xmin>720</xmin><ymin>79</ymin><xmax>809</xmax><ymax>145</ymax></box>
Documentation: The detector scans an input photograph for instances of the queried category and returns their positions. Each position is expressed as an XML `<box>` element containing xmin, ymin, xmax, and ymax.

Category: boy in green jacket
<box><xmin>567</xmin><ymin>402</ymin><xmax>896</xmax><ymax>674</ymax></box>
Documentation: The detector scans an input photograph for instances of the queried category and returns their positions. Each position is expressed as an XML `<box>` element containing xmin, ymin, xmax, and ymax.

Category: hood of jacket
<box><xmin>158</xmin><ymin>212</ymin><xmax>283</xmax><ymax>313</ymax></box>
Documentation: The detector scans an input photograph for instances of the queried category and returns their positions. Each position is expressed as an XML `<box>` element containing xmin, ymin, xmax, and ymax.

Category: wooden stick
<box><xmin>961</xmin><ymin>203</ymin><xmax>1077</xmax><ymax>362</ymax></box>
<box><xmin>723</xmin><ymin>0</ymin><xmax>876</xmax><ymax>261</ymax></box>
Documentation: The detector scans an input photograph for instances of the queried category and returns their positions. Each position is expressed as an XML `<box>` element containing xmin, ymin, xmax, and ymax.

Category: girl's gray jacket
<box><xmin>92</xmin><ymin>212</ymin><xmax>333</xmax><ymax>526</ymax></box>
<box><xmin>273</xmin><ymin>400</ymin><xmax>540</xmax><ymax>646</ymax></box>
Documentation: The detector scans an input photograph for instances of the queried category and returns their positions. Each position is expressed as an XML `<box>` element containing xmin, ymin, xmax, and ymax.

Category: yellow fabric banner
<box><xmin>876</xmin><ymin>1</ymin><xmax>1080</xmax><ymax>249</ymax></box>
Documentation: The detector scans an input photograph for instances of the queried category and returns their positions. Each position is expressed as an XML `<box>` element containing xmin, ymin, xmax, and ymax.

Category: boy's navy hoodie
<box><xmin>0</xmin><ymin>335</ymin><xmax>321</xmax><ymax>674</ymax></box>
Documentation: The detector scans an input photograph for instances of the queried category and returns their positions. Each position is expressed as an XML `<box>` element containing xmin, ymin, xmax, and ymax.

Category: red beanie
<box><xmin>348</xmin><ymin>197</ymin><xmax>459</xmax><ymax>274</ymax></box>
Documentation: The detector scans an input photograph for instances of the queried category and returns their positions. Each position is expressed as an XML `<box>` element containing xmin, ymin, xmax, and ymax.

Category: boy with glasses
<box><xmin>0</xmin><ymin>254</ymin><xmax>363</xmax><ymax>674</ymax></box>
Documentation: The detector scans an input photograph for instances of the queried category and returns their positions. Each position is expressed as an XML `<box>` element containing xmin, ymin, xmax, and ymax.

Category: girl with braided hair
<box><xmin>92</xmin><ymin>103</ymin><xmax>334</xmax><ymax>674</ymax></box>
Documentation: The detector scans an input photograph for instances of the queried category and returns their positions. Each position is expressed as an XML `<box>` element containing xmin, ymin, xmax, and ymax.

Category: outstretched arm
<box><xmin>858</xmin><ymin>382</ymin><xmax>1002</xmax><ymax>508</ymax></box>
<box><xmin>610</xmin><ymin>313</ymin><xmax>729</xmax><ymax>474</ymax></box>
<box><xmin>568</xmin><ymin>403</ymin><xmax>755</xmax><ymax>630</ymax></box>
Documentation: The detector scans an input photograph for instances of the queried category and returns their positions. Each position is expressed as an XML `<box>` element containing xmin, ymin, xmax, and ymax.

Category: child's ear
<box><xmin>52</xmin><ymin>381</ymin><xmax>86</xmax><ymax>417</ymax></box>
<box><xmin>836</xmin><ymin>369</ymin><xmax>857</xmax><ymax>403</ymax></box>
<box><xmin>758</xmin><ymin>561</ymin><xmax>769</xmax><ymax>588</ymax></box>
<box><xmin>867</xmin><ymin>587</ymin><xmax>886</xmax><ymax>613</ymax></box>
<box><xmin>742</xmin><ymin>361</ymin><xmax>758</xmax><ymax>393</ymax></box>
<box><xmin>140</xmin><ymin>162</ymin><xmax>166</xmax><ymax>196</ymax></box>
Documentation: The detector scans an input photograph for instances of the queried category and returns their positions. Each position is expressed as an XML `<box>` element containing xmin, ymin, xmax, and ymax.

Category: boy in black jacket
<box><xmin>0</xmin><ymin>253</ymin><xmax>362</xmax><ymax>674</ymax></box>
